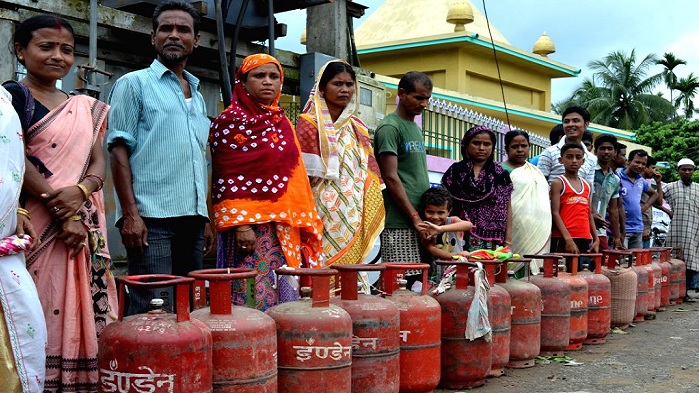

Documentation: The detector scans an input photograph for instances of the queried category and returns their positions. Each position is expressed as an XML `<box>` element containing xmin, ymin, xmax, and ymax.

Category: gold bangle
<box><xmin>17</xmin><ymin>207</ymin><xmax>31</xmax><ymax>219</ymax></box>
<box><xmin>84</xmin><ymin>173</ymin><xmax>104</xmax><ymax>191</ymax></box>
<box><xmin>68</xmin><ymin>215</ymin><xmax>82</xmax><ymax>221</ymax></box>
<box><xmin>235</xmin><ymin>226</ymin><xmax>253</xmax><ymax>232</ymax></box>
<box><xmin>76</xmin><ymin>184</ymin><xmax>90</xmax><ymax>201</ymax></box>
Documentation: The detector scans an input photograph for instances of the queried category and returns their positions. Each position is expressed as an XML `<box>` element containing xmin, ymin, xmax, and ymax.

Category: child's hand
<box><xmin>414</xmin><ymin>221</ymin><xmax>432</xmax><ymax>241</ymax></box>
<box><xmin>564</xmin><ymin>238</ymin><xmax>580</xmax><ymax>254</ymax></box>
<box><xmin>423</xmin><ymin>221</ymin><xmax>442</xmax><ymax>239</ymax></box>
<box><xmin>613</xmin><ymin>237</ymin><xmax>625</xmax><ymax>250</ymax></box>
<box><xmin>592</xmin><ymin>213</ymin><xmax>608</xmax><ymax>229</ymax></box>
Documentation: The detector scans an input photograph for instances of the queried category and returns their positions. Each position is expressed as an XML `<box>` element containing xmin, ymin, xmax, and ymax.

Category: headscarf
<box><xmin>209</xmin><ymin>54</ymin><xmax>323</xmax><ymax>268</ymax></box>
<box><xmin>442</xmin><ymin>126</ymin><xmax>513</xmax><ymax>243</ymax></box>
<box><xmin>296</xmin><ymin>60</ymin><xmax>385</xmax><ymax>266</ymax></box>
<box><xmin>300</xmin><ymin>60</ymin><xmax>357</xmax><ymax>179</ymax></box>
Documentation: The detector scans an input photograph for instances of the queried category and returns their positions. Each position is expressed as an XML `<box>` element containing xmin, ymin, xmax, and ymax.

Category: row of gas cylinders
<box><xmin>95</xmin><ymin>247</ymin><xmax>686</xmax><ymax>393</ymax></box>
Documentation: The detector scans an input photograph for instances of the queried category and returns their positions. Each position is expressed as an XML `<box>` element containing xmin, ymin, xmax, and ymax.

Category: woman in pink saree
<box><xmin>5</xmin><ymin>15</ymin><xmax>117</xmax><ymax>392</ymax></box>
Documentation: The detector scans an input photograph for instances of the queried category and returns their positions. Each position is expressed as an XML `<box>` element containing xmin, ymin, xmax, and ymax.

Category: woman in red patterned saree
<box><xmin>210</xmin><ymin>54</ymin><xmax>323</xmax><ymax>310</ymax></box>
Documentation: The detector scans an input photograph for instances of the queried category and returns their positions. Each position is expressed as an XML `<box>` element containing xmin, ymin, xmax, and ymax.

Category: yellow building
<box><xmin>354</xmin><ymin>0</ymin><xmax>642</xmax><ymax>156</ymax></box>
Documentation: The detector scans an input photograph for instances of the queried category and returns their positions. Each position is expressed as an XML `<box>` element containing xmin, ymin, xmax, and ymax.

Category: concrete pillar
<box><xmin>306</xmin><ymin>0</ymin><xmax>348</xmax><ymax>60</ymax></box>
<box><xmin>0</xmin><ymin>19</ymin><xmax>16</xmax><ymax>81</ymax></box>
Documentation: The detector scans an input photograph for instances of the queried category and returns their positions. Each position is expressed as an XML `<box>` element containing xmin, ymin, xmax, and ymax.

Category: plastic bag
<box><xmin>465</xmin><ymin>262</ymin><xmax>492</xmax><ymax>342</ymax></box>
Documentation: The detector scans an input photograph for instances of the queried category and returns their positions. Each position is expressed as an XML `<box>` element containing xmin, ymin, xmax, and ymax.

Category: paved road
<box><xmin>436</xmin><ymin>301</ymin><xmax>699</xmax><ymax>393</ymax></box>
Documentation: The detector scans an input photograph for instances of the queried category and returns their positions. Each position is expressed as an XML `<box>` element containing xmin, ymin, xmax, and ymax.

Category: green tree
<box><xmin>656</xmin><ymin>52</ymin><xmax>687</xmax><ymax>106</ymax></box>
<box><xmin>555</xmin><ymin>49</ymin><xmax>675</xmax><ymax>129</ymax></box>
<box><xmin>552</xmin><ymin>78</ymin><xmax>603</xmax><ymax>115</ymax></box>
<box><xmin>635</xmin><ymin>119</ymin><xmax>699</xmax><ymax>182</ymax></box>
<box><xmin>674</xmin><ymin>73</ymin><xmax>699</xmax><ymax>119</ymax></box>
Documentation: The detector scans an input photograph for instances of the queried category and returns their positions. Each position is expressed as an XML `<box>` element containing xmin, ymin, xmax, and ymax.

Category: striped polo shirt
<box><xmin>106</xmin><ymin>60</ymin><xmax>211</xmax><ymax>222</ymax></box>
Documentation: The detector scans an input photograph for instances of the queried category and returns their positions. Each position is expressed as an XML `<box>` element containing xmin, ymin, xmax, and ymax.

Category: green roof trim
<box><xmin>379</xmin><ymin>81</ymin><xmax>635</xmax><ymax>141</ymax></box>
<box><xmin>358</xmin><ymin>34</ymin><xmax>582</xmax><ymax>77</ymax></box>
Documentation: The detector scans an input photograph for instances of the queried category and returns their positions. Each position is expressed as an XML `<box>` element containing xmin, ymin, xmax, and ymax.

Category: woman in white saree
<box><xmin>502</xmin><ymin>130</ymin><xmax>551</xmax><ymax>274</ymax></box>
<box><xmin>0</xmin><ymin>85</ymin><xmax>47</xmax><ymax>393</ymax></box>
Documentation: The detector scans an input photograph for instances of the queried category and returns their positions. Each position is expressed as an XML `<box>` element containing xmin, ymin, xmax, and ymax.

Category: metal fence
<box><xmin>284</xmin><ymin>101</ymin><xmax>302</xmax><ymax>125</ymax></box>
<box><xmin>422</xmin><ymin>98</ymin><xmax>549</xmax><ymax>162</ymax></box>
<box><xmin>282</xmin><ymin>97</ymin><xmax>550</xmax><ymax>162</ymax></box>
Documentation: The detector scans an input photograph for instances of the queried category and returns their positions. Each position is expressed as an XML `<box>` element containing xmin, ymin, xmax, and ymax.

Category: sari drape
<box><xmin>442</xmin><ymin>126</ymin><xmax>513</xmax><ymax>244</ymax></box>
<box><xmin>210</xmin><ymin>54</ymin><xmax>323</xmax><ymax>269</ymax></box>
<box><xmin>509</xmin><ymin>162</ymin><xmax>551</xmax><ymax>273</ymax></box>
<box><xmin>296</xmin><ymin>60</ymin><xmax>385</xmax><ymax>266</ymax></box>
<box><xmin>23</xmin><ymin>94</ymin><xmax>117</xmax><ymax>393</ymax></box>
<box><xmin>0</xmin><ymin>86</ymin><xmax>47</xmax><ymax>393</ymax></box>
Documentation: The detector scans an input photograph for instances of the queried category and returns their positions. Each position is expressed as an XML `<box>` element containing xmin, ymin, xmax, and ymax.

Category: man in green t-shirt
<box><xmin>374</xmin><ymin>71</ymin><xmax>433</xmax><ymax>287</ymax></box>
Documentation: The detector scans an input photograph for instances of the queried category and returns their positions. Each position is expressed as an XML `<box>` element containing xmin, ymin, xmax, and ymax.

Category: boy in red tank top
<box><xmin>550</xmin><ymin>143</ymin><xmax>600</xmax><ymax>256</ymax></box>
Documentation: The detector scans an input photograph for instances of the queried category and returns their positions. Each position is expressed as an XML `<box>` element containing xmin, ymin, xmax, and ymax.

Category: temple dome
<box><xmin>533</xmin><ymin>31</ymin><xmax>555</xmax><ymax>57</ymax></box>
<box><xmin>355</xmin><ymin>0</ymin><xmax>510</xmax><ymax>48</ymax></box>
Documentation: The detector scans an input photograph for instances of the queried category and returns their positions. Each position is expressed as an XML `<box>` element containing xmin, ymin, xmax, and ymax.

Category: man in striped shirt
<box><xmin>537</xmin><ymin>106</ymin><xmax>597</xmax><ymax>193</ymax></box>
<box><xmin>106</xmin><ymin>1</ymin><xmax>214</xmax><ymax>314</ymax></box>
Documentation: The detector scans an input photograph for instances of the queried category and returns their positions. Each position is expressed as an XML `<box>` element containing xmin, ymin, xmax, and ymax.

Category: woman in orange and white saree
<box><xmin>296</xmin><ymin>60</ymin><xmax>385</xmax><ymax>268</ymax></box>
<box><xmin>210</xmin><ymin>54</ymin><xmax>324</xmax><ymax>311</ymax></box>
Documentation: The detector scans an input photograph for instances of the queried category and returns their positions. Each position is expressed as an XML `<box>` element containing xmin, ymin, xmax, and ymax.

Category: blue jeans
<box><xmin>124</xmin><ymin>216</ymin><xmax>206</xmax><ymax>315</ymax></box>
<box><xmin>625</xmin><ymin>232</ymin><xmax>643</xmax><ymax>250</ymax></box>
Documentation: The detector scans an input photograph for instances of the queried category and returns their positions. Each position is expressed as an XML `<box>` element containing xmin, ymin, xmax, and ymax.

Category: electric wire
<box><xmin>481</xmin><ymin>0</ymin><xmax>511</xmax><ymax>128</ymax></box>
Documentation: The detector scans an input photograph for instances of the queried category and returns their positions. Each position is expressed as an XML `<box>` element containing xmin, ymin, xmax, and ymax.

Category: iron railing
<box><xmin>423</xmin><ymin>97</ymin><xmax>549</xmax><ymax>162</ymax></box>
<box><xmin>283</xmin><ymin>97</ymin><xmax>550</xmax><ymax>162</ymax></box>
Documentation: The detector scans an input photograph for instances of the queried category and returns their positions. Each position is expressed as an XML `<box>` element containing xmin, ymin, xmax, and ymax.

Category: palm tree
<box><xmin>580</xmin><ymin>50</ymin><xmax>674</xmax><ymax>129</ymax></box>
<box><xmin>674</xmin><ymin>73</ymin><xmax>699</xmax><ymax>118</ymax></box>
<box><xmin>656</xmin><ymin>52</ymin><xmax>687</xmax><ymax>105</ymax></box>
<box><xmin>553</xmin><ymin>77</ymin><xmax>604</xmax><ymax>116</ymax></box>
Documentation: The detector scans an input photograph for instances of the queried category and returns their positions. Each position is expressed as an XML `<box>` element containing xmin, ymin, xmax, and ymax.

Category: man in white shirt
<box><xmin>537</xmin><ymin>106</ymin><xmax>597</xmax><ymax>190</ymax></box>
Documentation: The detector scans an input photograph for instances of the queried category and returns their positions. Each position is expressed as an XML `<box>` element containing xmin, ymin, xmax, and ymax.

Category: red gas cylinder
<box><xmin>189</xmin><ymin>269</ymin><xmax>277</xmax><ymax>392</ymax></box>
<box><xmin>498</xmin><ymin>258</ymin><xmax>541</xmax><ymax>369</ymax></box>
<box><xmin>480</xmin><ymin>260</ymin><xmax>511</xmax><ymax>378</ymax></box>
<box><xmin>652</xmin><ymin>247</ymin><xmax>679</xmax><ymax>311</ymax></box>
<box><xmin>671</xmin><ymin>247</ymin><xmax>688</xmax><ymax>302</ymax></box>
<box><xmin>526</xmin><ymin>255</ymin><xmax>571</xmax><ymax>357</ymax></box>
<box><xmin>578</xmin><ymin>254</ymin><xmax>611</xmax><ymax>345</ymax></box>
<box><xmin>330</xmin><ymin>264</ymin><xmax>400</xmax><ymax>393</ymax></box>
<box><xmin>601</xmin><ymin>250</ymin><xmax>637</xmax><ymax>330</ymax></box>
<box><xmin>432</xmin><ymin>260</ymin><xmax>490</xmax><ymax>389</ymax></box>
<box><xmin>648</xmin><ymin>248</ymin><xmax>670</xmax><ymax>311</ymax></box>
<box><xmin>666</xmin><ymin>247</ymin><xmax>682</xmax><ymax>304</ymax></box>
<box><xmin>554</xmin><ymin>254</ymin><xmax>589</xmax><ymax>351</ymax></box>
<box><xmin>98</xmin><ymin>275</ymin><xmax>213</xmax><ymax>393</ymax></box>
<box><xmin>641</xmin><ymin>249</ymin><xmax>660</xmax><ymax>313</ymax></box>
<box><xmin>383</xmin><ymin>263</ymin><xmax>441</xmax><ymax>393</ymax></box>
<box><xmin>629</xmin><ymin>249</ymin><xmax>649</xmax><ymax>322</ymax></box>
<box><xmin>266</xmin><ymin>268</ymin><xmax>353</xmax><ymax>393</ymax></box>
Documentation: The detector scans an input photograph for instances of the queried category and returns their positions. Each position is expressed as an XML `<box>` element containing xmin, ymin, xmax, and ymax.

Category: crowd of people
<box><xmin>2</xmin><ymin>1</ymin><xmax>699</xmax><ymax>392</ymax></box>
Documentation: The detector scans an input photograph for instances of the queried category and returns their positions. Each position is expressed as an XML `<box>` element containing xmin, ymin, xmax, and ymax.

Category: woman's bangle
<box><xmin>17</xmin><ymin>207</ymin><xmax>31</xmax><ymax>220</ymax></box>
<box><xmin>504</xmin><ymin>241</ymin><xmax>512</xmax><ymax>246</ymax></box>
<box><xmin>235</xmin><ymin>226</ymin><xmax>253</xmax><ymax>232</ymax></box>
<box><xmin>67</xmin><ymin>215</ymin><xmax>82</xmax><ymax>221</ymax></box>
<box><xmin>76</xmin><ymin>184</ymin><xmax>90</xmax><ymax>201</ymax></box>
<box><xmin>84</xmin><ymin>173</ymin><xmax>104</xmax><ymax>191</ymax></box>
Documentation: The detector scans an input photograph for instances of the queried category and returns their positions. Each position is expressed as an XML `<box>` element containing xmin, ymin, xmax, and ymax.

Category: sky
<box><xmin>274</xmin><ymin>0</ymin><xmax>699</xmax><ymax>107</ymax></box>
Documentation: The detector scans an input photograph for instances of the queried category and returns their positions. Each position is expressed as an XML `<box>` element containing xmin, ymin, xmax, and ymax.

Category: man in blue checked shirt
<box><xmin>106</xmin><ymin>0</ymin><xmax>214</xmax><ymax>315</ymax></box>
